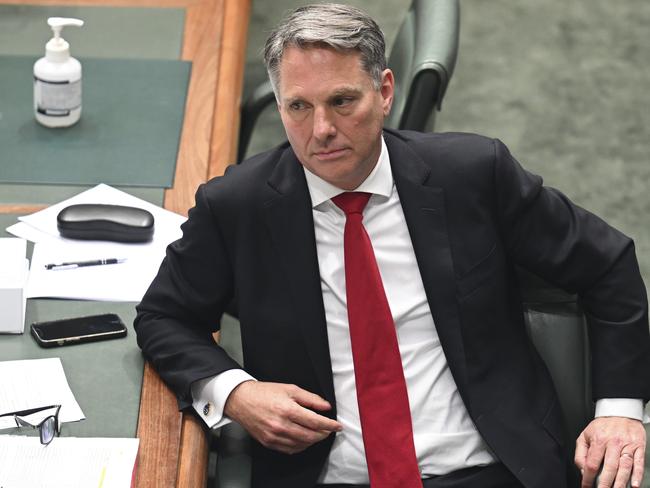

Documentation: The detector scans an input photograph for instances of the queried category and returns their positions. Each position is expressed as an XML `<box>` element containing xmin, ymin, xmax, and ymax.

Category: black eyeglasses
<box><xmin>0</xmin><ymin>404</ymin><xmax>61</xmax><ymax>445</ymax></box>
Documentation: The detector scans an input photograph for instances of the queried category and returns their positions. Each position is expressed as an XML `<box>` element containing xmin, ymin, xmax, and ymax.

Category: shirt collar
<box><xmin>303</xmin><ymin>135</ymin><xmax>393</xmax><ymax>209</ymax></box>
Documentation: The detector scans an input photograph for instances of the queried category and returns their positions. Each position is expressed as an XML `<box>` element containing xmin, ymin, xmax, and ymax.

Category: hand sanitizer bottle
<box><xmin>34</xmin><ymin>17</ymin><xmax>84</xmax><ymax>128</ymax></box>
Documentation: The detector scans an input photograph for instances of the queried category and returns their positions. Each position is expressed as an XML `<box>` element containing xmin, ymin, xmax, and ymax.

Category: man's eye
<box><xmin>289</xmin><ymin>101</ymin><xmax>305</xmax><ymax>111</ymax></box>
<box><xmin>333</xmin><ymin>97</ymin><xmax>353</xmax><ymax>107</ymax></box>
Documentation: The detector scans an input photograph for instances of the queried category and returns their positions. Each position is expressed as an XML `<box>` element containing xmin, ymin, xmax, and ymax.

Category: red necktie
<box><xmin>332</xmin><ymin>192</ymin><xmax>422</xmax><ymax>488</ymax></box>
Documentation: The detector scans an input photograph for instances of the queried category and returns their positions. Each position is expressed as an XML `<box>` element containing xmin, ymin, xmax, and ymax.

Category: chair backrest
<box><xmin>384</xmin><ymin>0</ymin><xmax>460</xmax><ymax>132</ymax></box>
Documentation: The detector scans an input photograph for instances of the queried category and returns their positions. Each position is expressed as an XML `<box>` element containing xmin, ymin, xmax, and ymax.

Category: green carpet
<box><xmin>437</xmin><ymin>0</ymin><xmax>650</xmax><ymax>287</ymax></box>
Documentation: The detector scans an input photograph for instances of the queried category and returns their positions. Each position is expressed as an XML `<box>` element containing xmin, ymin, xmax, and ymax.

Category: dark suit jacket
<box><xmin>135</xmin><ymin>130</ymin><xmax>650</xmax><ymax>488</ymax></box>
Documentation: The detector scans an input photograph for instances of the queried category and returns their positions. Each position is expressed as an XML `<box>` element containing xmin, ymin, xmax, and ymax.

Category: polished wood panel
<box><xmin>177</xmin><ymin>414</ymin><xmax>210</xmax><ymax>488</ymax></box>
<box><xmin>208</xmin><ymin>0</ymin><xmax>251</xmax><ymax>179</ymax></box>
<box><xmin>163</xmin><ymin>0</ymin><xmax>226</xmax><ymax>217</ymax></box>
<box><xmin>136</xmin><ymin>363</ymin><xmax>184</xmax><ymax>487</ymax></box>
<box><xmin>0</xmin><ymin>204</ymin><xmax>48</xmax><ymax>214</ymax></box>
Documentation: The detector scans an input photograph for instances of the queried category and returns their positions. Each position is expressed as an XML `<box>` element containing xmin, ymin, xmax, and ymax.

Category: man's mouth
<box><xmin>313</xmin><ymin>148</ymin><xmax>349</xmax><ymax>160</ymax></box>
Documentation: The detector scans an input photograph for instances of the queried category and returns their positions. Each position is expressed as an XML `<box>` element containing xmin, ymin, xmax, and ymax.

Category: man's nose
<box><xmin>312</xmin><ymin>106</ymin><xmax>336</xmax><ymax>141</ymax></box>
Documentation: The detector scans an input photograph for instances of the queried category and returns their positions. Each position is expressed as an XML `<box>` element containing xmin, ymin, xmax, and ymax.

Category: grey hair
<box><xmin>264</xmin><ymin>3</ymin><xmax>387</xmax><ymax>98</ymax></box>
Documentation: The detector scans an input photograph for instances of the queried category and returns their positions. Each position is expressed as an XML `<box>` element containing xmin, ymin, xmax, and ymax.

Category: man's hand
<box><xmin>223</xmin><ymin>380</ymin><xmax>343</xmax><ymax>455</ymax></box>
<box><xmin>575</xmin><ymin>417</ymin><xmax>646</xmax><ymax>488</ymax></box>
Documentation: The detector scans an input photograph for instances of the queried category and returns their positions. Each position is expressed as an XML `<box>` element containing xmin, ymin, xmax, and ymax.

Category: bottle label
<box><xmin>34</xmin><ymin>76</ymin><xmax>82</xmax><ymax>116</ymax></box>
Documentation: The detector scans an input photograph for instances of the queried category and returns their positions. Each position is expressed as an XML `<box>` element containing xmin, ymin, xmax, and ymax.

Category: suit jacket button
<box><xmin>203</xmin><ymin>403</ymin><xmax>212</xmax><ymax>416</ymax></box>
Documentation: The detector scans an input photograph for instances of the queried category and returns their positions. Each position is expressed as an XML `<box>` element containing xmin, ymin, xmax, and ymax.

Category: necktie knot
<box><xmin>332</xmin><ymin>192</ymin><xmax>371</xmax><ymax>216</ymax></box>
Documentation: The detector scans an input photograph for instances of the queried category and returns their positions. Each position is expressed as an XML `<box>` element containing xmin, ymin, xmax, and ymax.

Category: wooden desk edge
<box><xmin>174</xmin><ymin>1</ymin><xmax>250</xmax><ymax>486</ymax></box>
<box><xmin>149</xmin><ymin>0</ymin><xmax>251</xmax><ymax>487</ymax></box>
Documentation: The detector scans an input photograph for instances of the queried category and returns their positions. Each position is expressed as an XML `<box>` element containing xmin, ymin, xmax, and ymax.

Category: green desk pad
<box><xmin>0</xmin><ymin>5</ymin><xmax>184</xmax><ymax>60</ymax></box>
<box><xmin>0</xmin><ymin>214</ymin><xmax>144</xmax><ymax>438</ymax></box>
<box><xmin>0</xmin><ymin>55</ymin><xmax>191</xmax><ymax>187</ymax></box>
<box><xmin>0</xmin><ymin>299</ymin><xmax>143</xmax><ymax>439</ymax></box>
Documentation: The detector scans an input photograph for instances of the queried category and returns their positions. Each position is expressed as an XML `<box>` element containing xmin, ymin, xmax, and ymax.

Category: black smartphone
<box><xmin>30</xmin><ymin>313</ymin><xmax>127</xmax><ymax>348</ymax></box>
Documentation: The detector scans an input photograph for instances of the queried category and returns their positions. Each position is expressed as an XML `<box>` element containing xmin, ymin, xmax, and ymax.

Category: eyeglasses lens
<box><xmin>40</xmin><ymin>416</ymin><xmax>55</xmax><ymax>445</ymax></box>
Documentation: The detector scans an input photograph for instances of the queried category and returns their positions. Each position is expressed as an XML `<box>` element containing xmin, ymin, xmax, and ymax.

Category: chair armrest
<box><xmin>412</xmin><ymin>0</ymin><xmax>460</xmax><ymax>110</ymax></box>
<box><xmin>385</xmin><ymin>0</ymin><xmax>460</xmax><ymax>131</ymax></box>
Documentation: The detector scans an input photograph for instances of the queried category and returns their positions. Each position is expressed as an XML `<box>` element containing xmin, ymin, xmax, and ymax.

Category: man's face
<box><xmin>277</xmin><ymin>46</ymin><xmax>394</xmax><ymax>190</ymax></box>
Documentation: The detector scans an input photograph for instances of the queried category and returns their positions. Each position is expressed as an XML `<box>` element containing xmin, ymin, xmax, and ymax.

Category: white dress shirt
<box><xmin>191</xmin><ymin>136</ymin><xmax>646</xmax><ymax>482</ymax></box>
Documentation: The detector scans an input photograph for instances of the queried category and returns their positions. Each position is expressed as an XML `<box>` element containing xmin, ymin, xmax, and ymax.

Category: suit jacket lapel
<box><xmin>385</xmin><ymin>132</ymin><xmax>469</xmax><ymax>391</ymax></box>
<box><xmin>262</xmin><ymin>149</ymin><xmax>336</xmax><ymax>404</ymax></box>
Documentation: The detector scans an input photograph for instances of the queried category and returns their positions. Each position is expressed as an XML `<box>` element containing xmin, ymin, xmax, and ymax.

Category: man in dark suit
<box><xmin>135</xmin><ymin>4</ymin><xmax>649</xmax><ymax>488</ymax></box>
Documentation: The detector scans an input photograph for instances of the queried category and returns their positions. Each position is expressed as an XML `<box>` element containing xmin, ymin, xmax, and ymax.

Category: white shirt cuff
<box><xmin>191</xmin><ymin>369</ymin><xmax>256</xmax><ymax>429</ymax></box>
<box><xmin>594</xmin><ymin>398</ymin><xmax>648</xmax><ymax>422</ymax></box>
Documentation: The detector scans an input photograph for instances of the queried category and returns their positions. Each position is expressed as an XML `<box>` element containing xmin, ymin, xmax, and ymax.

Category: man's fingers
<box><xmin>575</xmin><ymin>434</ymin><xmax>589</xmax><ymax>471</ymax></box>
<box><xmin>289</xmin><ymin>384</ymin><xmax>334</xmax><ymax>412</ymax></box>
<box><xmin>288</xmin><ymin>403</ymin><xmax>342</xmax><ymax>433</ymax></box>
<box><xmin>258</xmin><ymin>420</ymin><xmax>331</xmax><ymax>454</ymax></box>
<box><xmin>577</xmin><ymin>418</ymin><xmax>646</xmax><ymax>488</ymax></box>
<box><xmin>287</xmin><ymin>385</ymin><xmax>343</xmax><ymax>432</ymax></box>
<box><xmin>581</xmin><ymin>439</ymin><xmax>606</xmax><ymax>488</ymax></box>
<box><xmin>631</xmin><ymin>448</ymin><xmax>645</xmax><ymax>488</ymax></box>
<box><xmin>224</xmin><ymin>381</ymin><xmax>342</xmax><ymax>455</ymax></box>
<box><xmin>612</xmin><ymin>451</ymin><xmax>635</xmax><ymax>488</ymax></box>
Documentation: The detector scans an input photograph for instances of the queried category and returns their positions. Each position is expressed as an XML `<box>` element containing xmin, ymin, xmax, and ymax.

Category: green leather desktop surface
<box><xmin>0</xmin><ymin>55</ymin><xmax>191</xmax><ymax>187</ymax></box>
<box><xmin>0</xmin><ymin>214</ymin><xmax>144</xmax><ymax>439</ymax></box>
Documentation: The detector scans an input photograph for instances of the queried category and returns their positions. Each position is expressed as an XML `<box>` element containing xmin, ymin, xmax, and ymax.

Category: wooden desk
<box><xmin>0</xmin><ymin>0</ymin><xmax>250</xmax><ymax>486</ymax></box>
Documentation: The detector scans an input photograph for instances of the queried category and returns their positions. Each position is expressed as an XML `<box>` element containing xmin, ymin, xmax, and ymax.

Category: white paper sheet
<box><xmin>6</xmin><ymin>184</ymin><xmax>186</xmax><ymax>302</ymax></box>
<box><xmin>0</xmin><ymin>358</ymin><xmax>84</xmax><ymax>430</ymax></box>
<box><xmin>16</xmin><ymin>183</ymin><xmax>185</xmax><ymax>245</ymax></box>
<box><xmin>26</xmin><ymin>239</ymin><xmax>170</xmax><ymax>302</ymax></box>
<box><xmin>0</xmin><ymin>436</ymin><xmax>139</xmax><ymax>488</ymax></box>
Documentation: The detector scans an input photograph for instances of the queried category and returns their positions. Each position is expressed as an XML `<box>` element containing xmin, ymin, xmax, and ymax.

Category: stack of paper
<box><xmin>7</xmin><ymin>184</ymin><xmax>186</xmax><ymax>302</ymax></box>
<box><xmin>0</xmin><ymin>358</ymin><xmax>85</xmax><ymax>429</ymax></box>
<box><xmin>0</xmin><ymin>358</ymin><xmax>138</xmax><ymax>487</ymax></box>
<box><xmin>0</xmin><ymin>436</ymin><xmax>139</xmax><ymax>488</ymax></box>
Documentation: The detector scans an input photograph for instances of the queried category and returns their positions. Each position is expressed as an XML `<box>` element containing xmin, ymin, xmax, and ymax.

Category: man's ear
<box><xmin>380</xmin><ymin>68</ymin><xmax>395</xmax><ymax>117</ymax></box>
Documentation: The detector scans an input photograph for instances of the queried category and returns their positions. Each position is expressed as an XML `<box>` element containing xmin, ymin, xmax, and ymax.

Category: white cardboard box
<box><xmin>0</xmin><ymin>238</ymin><xmax>29</xmax><ymax>334</ymax></box>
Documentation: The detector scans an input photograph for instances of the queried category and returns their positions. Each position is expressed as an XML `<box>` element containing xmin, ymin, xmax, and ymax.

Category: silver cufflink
<box><xmin>203</xmin><ymin>403</ymin><xmax>212</xmax><ymax>416</ymax></box>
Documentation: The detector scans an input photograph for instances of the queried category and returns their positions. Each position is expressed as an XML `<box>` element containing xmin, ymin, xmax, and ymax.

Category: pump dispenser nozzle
<box><xmin>45</xmin><ymin>17</ymin><xmax>84</xmax><ymax>62</ymax></box>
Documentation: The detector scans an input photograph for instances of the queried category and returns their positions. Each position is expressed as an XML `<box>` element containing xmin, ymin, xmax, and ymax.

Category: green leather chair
<box><xmin>235</xmin><ymin>0</ymin><xmax>460</xmax><ymax>163</ymax></box>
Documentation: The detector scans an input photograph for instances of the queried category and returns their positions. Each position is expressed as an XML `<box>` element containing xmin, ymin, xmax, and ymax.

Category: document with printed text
<box><xmin>0</xmin><ymin>358</ymin><xmax>84</xmax><ymax>430</ymax></box>
<box><xmin>0</xmin><ymin>436</ymin><xmax>139</xmax><ymax>488</ymax></box>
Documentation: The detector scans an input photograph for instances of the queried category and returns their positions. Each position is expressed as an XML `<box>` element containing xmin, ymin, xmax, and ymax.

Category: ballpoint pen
<box><xmin>44</xmin><ymin>258</ymin><xmax>127</xmax><ymax>270</ymax></box>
